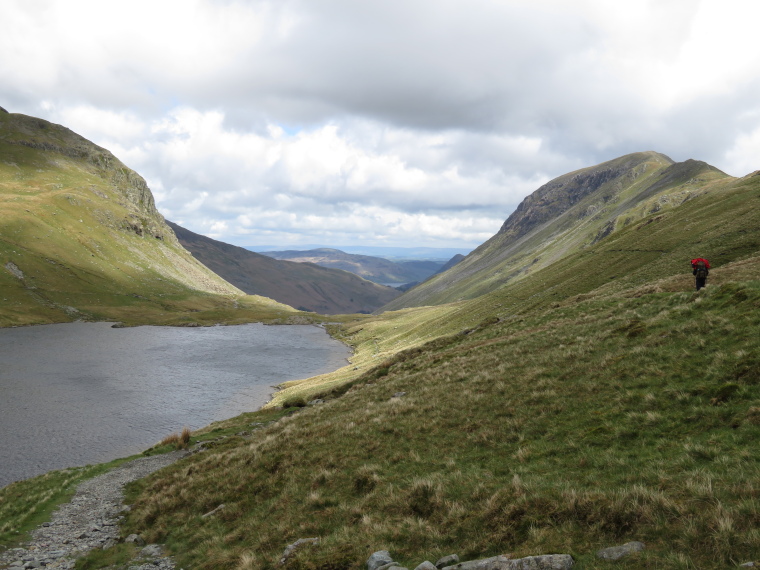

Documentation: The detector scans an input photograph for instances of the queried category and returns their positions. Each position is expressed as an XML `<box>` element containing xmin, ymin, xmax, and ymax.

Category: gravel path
<box><xmin>0</xmin><ymin>451</ymin><xmax>188</xmax><ymax>570</ymax></box>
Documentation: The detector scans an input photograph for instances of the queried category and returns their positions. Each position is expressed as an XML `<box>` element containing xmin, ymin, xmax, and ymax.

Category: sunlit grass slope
<box><xmin>121</xmin><ymin>172</ymin><xmax>760</xmax><ymax>568</ymax></box>
<box><xmin>0</xmin><ymin>110</ymin><xmax>297</xmax><ymax>326</ymax></box>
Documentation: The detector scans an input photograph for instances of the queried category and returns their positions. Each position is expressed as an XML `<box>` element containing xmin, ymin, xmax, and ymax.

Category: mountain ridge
<box><xmin>382</xmin><ymin>151</ymin><xmax>731</xmax><ymax>310</ymax></box>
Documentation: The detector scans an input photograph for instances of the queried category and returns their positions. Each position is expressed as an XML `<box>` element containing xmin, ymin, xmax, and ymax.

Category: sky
<box><xmin>2</xmin><ymin>0</ymin><xmax>760</xmax><ymax>249</ymax></box>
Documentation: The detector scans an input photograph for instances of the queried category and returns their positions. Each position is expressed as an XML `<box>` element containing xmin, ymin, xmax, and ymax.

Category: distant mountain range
<box><xmin>247</xmin><ymin>245</ymin><xmax>472</xmax><ymax>261</ymax></box>
<box><xmin>258</xmin><ymin>247</ymin><xmax>449</xmax><ymax>285</ymax></box>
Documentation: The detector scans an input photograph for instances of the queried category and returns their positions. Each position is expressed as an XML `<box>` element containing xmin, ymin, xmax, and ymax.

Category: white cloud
<box><xmin>2</xmin><ymin>0</ymin><xmax>760</xmax><ymax>248</ymax></box>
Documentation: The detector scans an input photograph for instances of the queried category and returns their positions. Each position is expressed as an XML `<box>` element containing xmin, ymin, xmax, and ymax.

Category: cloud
<box><xmin>1</xmin><ymin>0</ymin><xmax>759</xmax><ymax>247</ymax></box>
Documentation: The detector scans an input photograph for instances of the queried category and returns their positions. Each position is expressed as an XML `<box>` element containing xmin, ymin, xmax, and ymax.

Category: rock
<box><xmin>416</xmin><ymin>562</ymin><xmax>438</xmax><ymax>570</ymax></box>
<box><xmin>4</xmin><ymin>262</ymin><xmax>24</xmax><ymax>280</ymax></box>
<box><xmin>140</xmin><ymin>544</ymin><xmax>163</xmax><ymax>558</ymax></box>
<box><xmin>392</xmin><ymin>392</ymin><xmax>406</xmax><ymax>398</ymax></box>
<box><xmin>279</xmin><ymin>537</ymin><xmax>320</xmax><ymax>565</ymax></box>
<box><xmin>126</xmin><ymin>534</ymin><xmax>146</xmax><ymax>546</ymax></box>
<box><xmin>368</xmin><ymin>551</ymin><xmax>396</xmax><ymax>570</ymax></box>
<box><xmin>436</xmin><ymin>555</ymin><xmax>459</xmax><ymax>568</ymax></box>
<box><xmin>443</xmin><ymin>554</ymin><xmax>573</xmax><ymax>570</ymax></box>
<box><xmin>739</xmin><ymin>563</ymin><xmax>756</xmax><ymax>568</ymax></box>
<box><xmin>376</xmin><ymin>564</ymin><xmax>408</xmax><ymax>570</ymax></box>
<box><xmin>201</xmin><ymin>504</ymin><xmax>226</xmax><ymax>518</ymax></box>
<box><xmin>595</xmin><ymin>541</ymin><xmax>645</xmax><ymax>561</ymax></box>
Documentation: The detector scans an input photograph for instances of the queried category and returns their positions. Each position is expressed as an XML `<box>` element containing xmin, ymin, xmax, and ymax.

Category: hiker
<box><xmin>691</xmin><ymin>258</ymin><xmax>710</xmax><ymax>291</ymax></box>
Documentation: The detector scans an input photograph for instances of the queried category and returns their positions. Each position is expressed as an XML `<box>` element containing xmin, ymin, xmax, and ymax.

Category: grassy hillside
<box><xmin>0</xmin><ymin>111</ymin><xmax>297</xmax><ymax>326</ymax></box>
<box><xmin>114</xmin><ymin>167</ymin><xmax>760</xmax><ymax>569</ymax></box>
<box><xmin>123</xmin><ymin>263</ymin><xmax>760</xmax><ymax>569</ymax></box>
<box><xmin>169</xmin><ymin>223</ymin><xmax>400</xmax><ymax>315</ymax></box>
<box><xmin>384</xmin><ymin>152</ymin><xmax>730</xmax><ymax>310</ymax></box>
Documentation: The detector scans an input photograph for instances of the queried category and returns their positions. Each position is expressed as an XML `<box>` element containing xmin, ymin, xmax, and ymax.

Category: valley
<box><xmin>1</xmin><ymin>108</ymin><xmax>759</xmax><ymax>569</ymax></box>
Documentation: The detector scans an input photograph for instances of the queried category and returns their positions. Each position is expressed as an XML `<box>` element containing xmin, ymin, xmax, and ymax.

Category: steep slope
<box><xmin>261</xmin><ymin>248</ymin><xmax>443</xmax><ymax>284</ymax></box>
<box><xmin>169</xmin><ymin>223</ymin><xmax>401</xmax><ymax>314</ymax></box>
<box><xmin>0</xmin><ymin>110</ymin><xmax>293</xmax><ymax>326</ymax></box>
<box><xmin>383</xmin><ymin>151</ymin><xmax>729</xmax><ymax>310</ymax></box>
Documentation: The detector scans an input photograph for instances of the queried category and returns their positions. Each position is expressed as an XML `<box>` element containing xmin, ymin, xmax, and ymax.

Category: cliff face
<box><xmin>0</xmin><ymin>110</ymin><xmax>245</xmax><ymax>326</ymax></box>
<box><xmin>1</xmin><ymin>112</ymin><xmax>171</xmax><ymax>242</ymax></box>
<box><xmin>383</xmin><ymin>151</ymin><xmax>731</xmax><ymax>310</ymax></box>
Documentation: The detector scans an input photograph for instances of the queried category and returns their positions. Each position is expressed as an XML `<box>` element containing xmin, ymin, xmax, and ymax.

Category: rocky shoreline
<box><xmin>0</xmin><ymin>452</ymin><xmax>188</xmax><ymax>570</ymax></box>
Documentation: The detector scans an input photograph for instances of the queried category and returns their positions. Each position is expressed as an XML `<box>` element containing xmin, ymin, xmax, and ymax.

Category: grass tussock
<box><xmin>159</xmin><ymin>426</ymin><xmax>193</xmax><ymax>450</ymax></box>
<box><xmin>119</xmin><ymin>273</ymin><xmax>760</xmax><ymax>569</ymax></box>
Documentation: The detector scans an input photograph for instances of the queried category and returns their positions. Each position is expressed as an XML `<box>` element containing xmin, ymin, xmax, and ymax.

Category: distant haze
<box><xmin>246</xmin><ymin>245</ymin><xmax>472</xmax><ymax>261</ymax></box>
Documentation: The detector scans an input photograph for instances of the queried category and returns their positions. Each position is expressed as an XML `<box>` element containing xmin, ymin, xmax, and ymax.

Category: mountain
<box><xmin>260</xmin><ymin>247</ymin><xmax>444</xmax><ymax>284</ymax></box>
<box><xmin>168</xmin><ymin>224</ymin><xmax>401</xmax><ymax>314</ymax></box>
<box><xmin>0</xmin><ymin>109</ymin><xmax>294</xmax><ymax>326</ymax></box>
<box><xmin>382</xmin><ymin>151</ymin><xmax>730</xmax><ymax>310</ymax></box>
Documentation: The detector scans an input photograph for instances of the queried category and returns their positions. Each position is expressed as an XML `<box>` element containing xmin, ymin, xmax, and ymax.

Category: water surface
<box><xmin>0</xmin><ymin>322</ymin><xmax>350</xmax><ymax>487</ymax></box>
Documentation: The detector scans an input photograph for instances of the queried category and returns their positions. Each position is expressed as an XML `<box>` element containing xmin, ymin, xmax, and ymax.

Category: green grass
<box><xmin>1</xmin><ymin>111</ymin><xmax>302</xmax><ymax>327</ymax></box>
<box><xmin>121</xmin><ymin>276</ymin><xmax>760</xmax><ymax>569</ymax></box>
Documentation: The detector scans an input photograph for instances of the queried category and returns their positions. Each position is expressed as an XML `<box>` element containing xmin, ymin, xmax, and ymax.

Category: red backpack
<box><xmin>691</xmin><ymin>258</ymin><xmax>710</xmax><ymax>278</ymax></box>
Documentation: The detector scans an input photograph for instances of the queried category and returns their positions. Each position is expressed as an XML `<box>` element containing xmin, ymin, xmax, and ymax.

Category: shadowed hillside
<box><xmin>168</xmin><ymin>223</ymin><xmax>401</xmax><ymax>315</ymax></box>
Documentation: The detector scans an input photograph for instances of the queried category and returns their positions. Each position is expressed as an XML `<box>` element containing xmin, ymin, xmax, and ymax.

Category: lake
<box><xmin>0</xmin><ymin>322</ymin><xmax>351</xmax><ymax>487</ymax></box>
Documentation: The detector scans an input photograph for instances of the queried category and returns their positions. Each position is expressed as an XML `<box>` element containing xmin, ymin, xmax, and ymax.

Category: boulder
<box><xmin>595</xmin><ymin>542</ymin><xmax>645</xmax><ymax>561</ymax></box>
<box><xmin>436</xmin><ymin>555</ymin><xmax>459</xmax><ymax>568</ymax></box>
<box><xmin>140</xmin><ymin>544</ymin><xmax>163</xmax><ymax>558</ymax></box>
<box><xmin>415</xmin><ymin>562</ymin><xmax>438</xmax><ymax>570</ymax></box>
<box><xmin>125</xmin><ymin>534</ymin><xmax>146</xmax><ymax>546</ymax></box>
<box><xmin>368</xmin><ymin>551</ymin><xmax>396</xmax><ymax>570</ymax></box>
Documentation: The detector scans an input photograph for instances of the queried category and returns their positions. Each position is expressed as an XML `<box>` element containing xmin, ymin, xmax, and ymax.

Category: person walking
<box><xmin>691</xmin><ymin>258</ymin><xmax>710</xmax><ymax>291</ymax></box>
